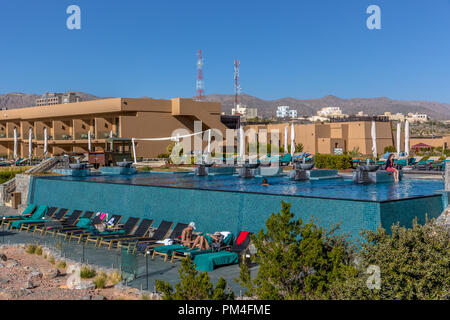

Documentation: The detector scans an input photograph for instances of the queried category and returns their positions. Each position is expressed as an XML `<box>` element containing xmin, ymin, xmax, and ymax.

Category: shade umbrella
<box><xmin>290</xmin><ymin>123</ymin><xmax>295</xmax><ymax>157</ymax></box>
<box><xmin>404</xmin><ymin>120</ymin><xmax>410</xmax><ymax>156</ymax></box>
<box><xmin>43</xmin><ymin>127</ymin><xmax>48</xmax><ymax>157</ymax></box>
<box><xmin>88</xmin><ymin>130</ymin><xmax>92</xmax><ymax>152</ymax></box>
<box><xmin>284</xmin><ymin>126</ymin><xmax>289</xmax><ymax>154</ymax></box>
<box><xmin>28</xmin><ymin>128</ymin><xmax>33</xmax><ymax>162</ymax></box>
<box><xmin>207</xmin><ymin>129</ymin><xmax>211</xmax><ymax>154</ymax></box>
<box><xmin>239</xmin><ymin>126</ymin><xmax>245</xmax><ymax>161</ymax></box>
<box><xmin>396</xmin><ymin>122</ymin><xmax>401</xmax><ymax>154</ymax></box>
<box><xmin>371</xmin><ymin>121</ymin><xmax>377</xmax><ymax>159</ymax></box>
<box><xmin>13</xmin><ymin>127</ymin><xmax>18</xmax><ymax>160</ymax></box>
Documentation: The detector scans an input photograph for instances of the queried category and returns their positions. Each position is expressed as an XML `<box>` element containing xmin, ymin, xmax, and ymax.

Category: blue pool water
<box><xmin>28</xmin><ymin>172</ymin><xmax>446</xmax><ymax>241</ymax></box>
<box><xmin>46</xmin><ymin>172</ymin><xmax>444</xmax><ymax>202</ymax></box>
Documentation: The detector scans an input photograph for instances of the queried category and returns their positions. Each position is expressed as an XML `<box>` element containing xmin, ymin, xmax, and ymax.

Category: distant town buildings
<box><xmin>276</xmin><ymin>106</ymin><xmax>297</xmax><ymax>118</ymax></box>
<box><xmin>383</xmin><ymin>112</ymin><xmax>430</xmax><ymax>123</ymax></box>
<box><xmin>317</xmin><ymin>106</ymin><xmax>344</xmax><ymax>118</ymax></box>
<box><xmin>36</xmin><ymin>92</ymin><xmax>81</xmax><ymax>106</ymax></box>
<box><xmin>231</xmin><ymin>104</ymin><xmax>258</xmax><ymax>120</ymax></box>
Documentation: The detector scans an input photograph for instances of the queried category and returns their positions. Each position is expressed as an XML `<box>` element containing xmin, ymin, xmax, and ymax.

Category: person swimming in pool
<box><xmin>262</xmin><ymin>178</ymin><xmax>269</xmax><ymax>186</ymax></box>
<box><xmin>385</xmin><ymin>154</ymin><xmax>399</xmax><ymax>182</ymax></box>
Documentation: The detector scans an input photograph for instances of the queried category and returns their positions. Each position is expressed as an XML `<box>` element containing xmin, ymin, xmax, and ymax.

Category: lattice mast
<box><xmin>196</xmin><ymin>49</ymin><xmax>205</xmax><ymax>101</ymax></box>
<box><xmin>234</xmin><ymin>59</ymin><xmax>241</xmax><ymax>107</ymax></box>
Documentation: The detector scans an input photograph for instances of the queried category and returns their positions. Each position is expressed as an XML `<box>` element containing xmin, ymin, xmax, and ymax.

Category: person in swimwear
<box><xmin>385</xmin><ymin>153</ymin><xmax>399</xmax><ymax>182</ymax></box>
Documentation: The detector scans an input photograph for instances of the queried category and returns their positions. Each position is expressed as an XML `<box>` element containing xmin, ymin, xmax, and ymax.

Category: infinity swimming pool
<box><xmin>43</xmin><ymin>172</ymin><xmax>444</xmax><ymax>202</ymax></box>
<box><xmin>28</xmin><ymin>172</ymin><xmax>445</xmax><ymax>241</ymax></box>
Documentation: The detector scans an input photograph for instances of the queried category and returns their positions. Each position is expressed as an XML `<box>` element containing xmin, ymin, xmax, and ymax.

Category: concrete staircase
<box><xmin>0</xmin><ymin>156</ymin><xmax>69</xmax><ymax>204</ymax></box>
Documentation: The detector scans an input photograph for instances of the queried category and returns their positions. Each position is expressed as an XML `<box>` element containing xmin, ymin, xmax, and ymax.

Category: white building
<box><xmin>317</xmin><ymin>106</ymin><xmax>343</xmax><ymax>117</ymax></box>
<box><xmin>407</xmin><ymin>113</ymin><xmax>430</xmax><ymax>123</ymax></box>
<box><xmin>231</xmin><ymin>104</ymin><xmax>258</xmax><ymax>120</ymax></box>
<box><xmin>276</xmin><ymin>106</ymin><xmax>297</xmax><ymax>118</ymax></box>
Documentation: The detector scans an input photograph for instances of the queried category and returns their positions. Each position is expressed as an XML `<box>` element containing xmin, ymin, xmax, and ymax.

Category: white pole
<box><xmin>207</xmin><ymin>129</ymin><xmax>211</xmax><ymax>154</ymax></box>
<box><xmin>88</xmin><ymin>130</ymin><xmax>92</xmax><ymax>152</ymax></box>
<box><xmin>284</xmin><ymin>126</ymin><xmax>288</xmax><ymax>154</ymax></box>
<box><xmin>239</xmin><ymin>126</ymin><xmax>245</xmax><ymax>161</ymax></box>
<box><xmin>28</xmin><ymin>128</ymin><xmax>33</xmax><ymax>162</ymax></box>
<box><xmin>396</xmin><ymin>122</ymin><xmax>401</xmax><ymax>154</ymax></box>
<box><xmin>44</xmin><ymin>127</ymin><xmax>48</xmax><ymax>157</ymax></box>
<box><xmin>132</xmin><ymin>138</ymin><xmax>137</xmax><ymax>164</ymax></box>
<box><xmin>13</xmin><ymin>128</ymin><xmax>18</xmax><ymax>160</ymax></box>
<box><xmin>405</xmin><ymin>120</ymin><xmax>410</xmax><ymax>156</ymax></box>
<box><xmin>290</xmin><ymin>123</ymin><xmax>295</xmax><ymax>157</ymax></box>
<box><xmin>371</xmin><ymin>120</ymin><xmax>377</xmax><ymax>159</ymax></box>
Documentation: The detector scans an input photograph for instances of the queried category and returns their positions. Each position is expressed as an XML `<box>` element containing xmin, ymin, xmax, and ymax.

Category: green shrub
<box><xmin>57</xmin><ymin>261</ymin><xmax>67</xmax><ymax>269</ymax></box>
<box><xmin>25</xmin><ymin>244</ymin><xmax>37</xmax><ymax>254</ymax></box>
<box><xmin>107</xmin><ymin>271</ymin><xmax>122</xmax><ymax>285</ymax></box>
<box><xmin>48</xmin><ymin>255</ymin><xmax>55</xmax><ymax>265</ymax></box>
<box><xmin>93</xmin><ymin>272</ymin><xmax>107</xmax><ymax>289</ymax></box>
<box><xmin>80</xmin><ymin>266</ymin><xmax>97</xmax><ymax>279</ymax></box>
<box><xmin>138</xmin><ymin>166</ymin><xmax>153</xmax><ymax>172</ymax></box>
<box><xmin>35</xmin><ymin>246</ymin><xmax>43</xmax><ymax>256</ymax></box>
<box><xmin>157</xmin><ymin>153</ymin><xmax>170</xmax><ymax>158</ymax></box>
<box><xmin>384</xmin><ymin>146</ymin><xmax>396</xmax><ymax>153</ymax></box>
<box><xmin>314</xmin><ymin>154</ymin><xmax>353</xmax><ymax>170</ymax></box>
<box><xmin>141</xmin><ymin>294</ymin><xmax>149</xmax><ymax>300</ymax></box>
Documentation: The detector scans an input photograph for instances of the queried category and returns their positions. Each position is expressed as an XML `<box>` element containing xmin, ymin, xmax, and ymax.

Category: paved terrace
<box><xmin>0</xmin><ymin>206</ymin><xmax>256</xmax><ymax>296</ymax></box>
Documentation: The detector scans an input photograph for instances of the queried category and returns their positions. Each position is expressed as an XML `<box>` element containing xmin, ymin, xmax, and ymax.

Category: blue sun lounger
<box><xmin>193</xmin><ymin>251</ymin><xmax>239</xmax><ymax>272</ymax></box>
<box><xmin>9</xmin><ymin>205</ymin><xmax>49</xmax><ymax>230</ymax></box>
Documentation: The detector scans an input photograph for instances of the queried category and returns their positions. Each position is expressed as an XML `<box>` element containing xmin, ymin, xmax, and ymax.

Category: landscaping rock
<box><xmin>81</xmin><ymin>295</ymin><xmax>91</xmax><ymax>300</ymax></box>
<box><xmin>6</xmin><ymin>259</ymin><xmax>19</xmax><ymax>268</ymax></box>
<box><xmin>27</xmin><ymin>271</ymin><xmax>43</xmax><ymax>283</ymax></box>
<box><xmin>23</xmin><ymin>280</ymin><xmax>35</xmax><ymax>289</ymax></box>
<box><xmin>74</xmin><ymin>281</ymin><xmax>96</xmax><ymax>290</ymax></box>
<box><xmin>91</xmin><ymin>295</ymin><xmax>106</xmax><ymax>300</ymax></box>
<box><xmin>41</xmin><ymin>267</ymin><xmax>60</xmax><ymax>279</ymax></box>
<box><xmin>0</xmin><ymin>253</ymin><xmax>6</xmax><ymax>261</ymax></box>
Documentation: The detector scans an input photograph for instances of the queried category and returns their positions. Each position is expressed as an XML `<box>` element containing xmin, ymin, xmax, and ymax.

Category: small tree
<box><xmin>335</xmin><ymin>219</ymin><xmax>450</xmax><ymax>300</ymax></box>
<box><xmin>156</xmin><ymin>257</ymin><xmax>234</xmax><ymax>300</ymax></box>
<box><xmin>237</xmin><ymin>201</ymin><xmax>355</xmax><ymax>300</ymax></box>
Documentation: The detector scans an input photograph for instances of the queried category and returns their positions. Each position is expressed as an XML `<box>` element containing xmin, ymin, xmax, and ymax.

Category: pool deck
<box><xmin>0</xmin><ymin>220</ymin><xmax>255</xmax><ymax>296</ymax></box>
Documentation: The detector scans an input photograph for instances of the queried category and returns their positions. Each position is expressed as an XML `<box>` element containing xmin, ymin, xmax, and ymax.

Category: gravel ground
<box><xmin>0</xmin><ymin>246</ymin><xmax>158</xmax><ymax>300</ymax></box>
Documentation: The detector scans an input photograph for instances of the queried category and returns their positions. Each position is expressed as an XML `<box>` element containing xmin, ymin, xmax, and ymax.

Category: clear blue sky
<box><xmin>1</xmin><ymin>0</ymin><xmax>450</xmax><ymax>102</ymax></box>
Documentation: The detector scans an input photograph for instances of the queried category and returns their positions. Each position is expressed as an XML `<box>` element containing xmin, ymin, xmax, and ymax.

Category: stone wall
<box><xmin>15</xmin><ymin>174</ymin><xmax>32</xmax><ymax>209</ymax></box>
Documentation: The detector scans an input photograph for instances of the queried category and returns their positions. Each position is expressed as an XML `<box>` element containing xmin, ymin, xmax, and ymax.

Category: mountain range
<box><xmin>1</xmin><ymin>92</ymin><xmax>449</xmax><ymax>120</ymax></box>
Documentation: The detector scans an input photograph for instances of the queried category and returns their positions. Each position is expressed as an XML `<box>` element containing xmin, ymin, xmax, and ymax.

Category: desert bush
<box><xmin>94</xmin><ymin>272</ymin><xmax>107</xmax><ymax>289</ymax></box>
<box><xmin>25</xmin><ymin>244</ymin><xmax>37</xmax><ymax>254</ymax></box>
<box><xmin>80</xmin><ymin>265</ymin><xmax>97</xmax><ymax>279</ymax></box>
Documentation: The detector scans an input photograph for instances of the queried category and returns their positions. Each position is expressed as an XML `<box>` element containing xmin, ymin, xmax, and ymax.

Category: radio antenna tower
<box><xmin>196</xmin><ymin>49</ymin><xmax>205</xmax><ymax>101</ymax></box>
<box><xmin>234</xmin><ymin>59</ymin><xmax>241</xmax><ymax>107</ymax></box>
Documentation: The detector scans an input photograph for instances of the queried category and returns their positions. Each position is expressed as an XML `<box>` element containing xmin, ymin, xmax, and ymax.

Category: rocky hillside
<box><xmin>2</xmin><ymin>92</ymin><xmax>449</xmax><ymax>120</ymax></box>
<box><xmin>0</xmin><ymin>92</ymin><xmax>100</xmax><ymax>110</ymax></box>
<box><xmin>201</xmin><ymin>94</ymin><xmax>450</xmax><ymax>120</ymax></box>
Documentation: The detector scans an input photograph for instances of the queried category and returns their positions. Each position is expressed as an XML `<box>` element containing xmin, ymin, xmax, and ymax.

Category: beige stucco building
<box><xmin>245</xmin><ymin>119</ymin><xmax>395</xmax><ymax>156</ymax></box>
<box><xmin>0</xmin><ymin>97</ymin><xmax>230</xmax><ymax>158</ymax></box>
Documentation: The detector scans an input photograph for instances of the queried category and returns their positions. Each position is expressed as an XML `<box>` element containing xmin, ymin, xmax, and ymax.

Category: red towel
<box><xmin>236</xmin><ymin>231</ymin><xmax>249</xmax><ymax>245</ymax></box>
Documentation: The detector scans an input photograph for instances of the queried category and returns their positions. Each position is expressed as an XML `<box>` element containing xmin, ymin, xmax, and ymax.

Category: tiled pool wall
<box><xmin>28</xmin><ymin>177</ymin><xmax>444</xmax><ymax>241</ymax></box>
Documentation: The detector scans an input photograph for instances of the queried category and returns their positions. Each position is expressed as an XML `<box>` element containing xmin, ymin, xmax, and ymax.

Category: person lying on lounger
<box><xmin>190</xmin><ymin>231</ymin><xmax>227</xmax><ymax>251</ymax></box>
<box><xmin>181</xmin><ymin>222</ymin><xmax>196</xmax><ymax>247</ymax></box>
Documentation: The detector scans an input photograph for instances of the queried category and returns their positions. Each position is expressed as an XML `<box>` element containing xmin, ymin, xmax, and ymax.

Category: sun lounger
<box><xmin>54</xmin><ymin>211</ymin><xmax>95</xmax><ymax>239</ymax></box>
<box><xmin>1</xmin><ymin>204</ymin><xmax>37</xmax><ymax>227</ymax></box>
<box><xmin>21</xmin><ymin>208</ymin><xmax>68</xmax><ymax>233</ymax></box>
<box><xmin>86</xmin><ymin>217</ymin><xmax>140</xmax><ymax>248</ymax></box>
<box><xmin>149</xmin><ymin>223</ymin><xmax>188</xmax><ymax>260</ymax></box>
<box><xmin>8</xmin><ymin>205</ymin><xmax>49</xmax><ymax>230</ymax></box>
<box><xmin>193</xmin><ymin>250</ymin><xmax>239</xmax><ymax>271</ymax></box>
<box><xmin>279</xmin><ymin>154</ymin><xmax>292</xmax><ymax>166</ymax></box>
<box><xmin>126</xmin><ymin>220</ymin><xmax>174</xmax><ymax>254</ymax></box>
<box><xmin>170</xmin><ymin>232</ymin><xmax>235</xmax><ymax>263</ymax></box>
<box><xmin>67</xmin><ymin>213</ymin><xmax>109</xmax><ymax>242</ymax></box>
<box><xmin>44</xmin><ymin>210</ymin><xmax>84</xmax><ymax>236</ymax></box>
<box><xmin>113</xmin><ymin>218</ymin><xmax>155</xmax><ymax>252</ymax></box>
<box><xmin>78</xmin><ymin>215</ymin><xmax>123</xmax><ymax>244</ymax></box>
